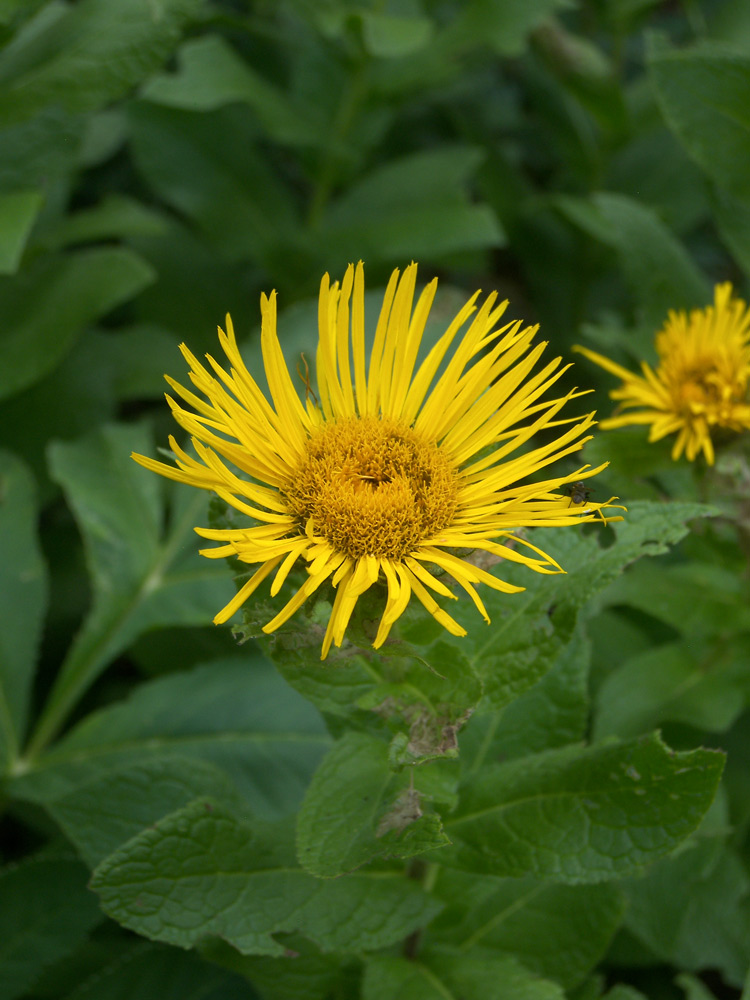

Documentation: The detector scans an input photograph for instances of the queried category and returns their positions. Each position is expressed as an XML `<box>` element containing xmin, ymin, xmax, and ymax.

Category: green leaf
<box><xmin>363</xmin><ymin>952</ymin><xmax>566</xmax><ymax>1000</ymax></box>
<box><xmin>624</xmin><ymin>837</ymin><xmax>750</xmax><ymax>987</ymax></box>
<box><xmin>648</xmin><ymin>36</ymin><xmax>750</xmax><ymax>201</ymax></box>
<box><xmin>0</xmin><ymin>247</ymin><xmax>155</xmax><ymax>401</ymax></box>
<box><xmin>424</xmin><ymin>501</ymin><xmax>715</xmax><ymax>713</ymax></box>
<box><xmin>47</xmin><ymin>194</ymin><xmax>167</xmax><ymax>250</ymax></box>
<box><xmin>0</xmin><ymin>855</ymin><xmax>102</xmax><ymax>1000</ymax></box>
<box><xmin>0</xmin><ymin>0</ymin><xmax>205</xmax><ymax>126</ymax></box>
<box><xmin>714</xmin><ymin>187</ymin><xmax>750</xmax><ymax>277</ymax></box>
<box><xmin>320</xmin><ymin>146</ymin><xmax>505</xmax><ymax>265</ymax></box>
<box><xmin>594</xmin><ymin>638</ymin><xmax>748</xmax><ymax>739</ymax></box>
<box><xmin>461</xmin><ymin>624</ymin><xmax>590</xmax><ymax>767</ymax></box>
<box><xmin>676</xmin><ymin>974</ymin><xmax>721</xmax><ymax>1000</ymax></box>
<box><xmin>141</xmin><ymin>35</ymin><xmax>321</xmax><ymax>146</ymax></box>
<box><xmin>445</xmin><ymin>0</ymin><xmax>575</xmax><ymax>57</ymax></box>
<box><xmin>45</xmin><ymin>756</ymin><xmax>251</xmax><ymax>868</ymax></box>
<box><xmin>429</xmin><ymin>872</ymin><xmax>624</xmax><ymax>989</ymax></box>
<box><xmin>296</xmin><ymin>732</ymin><xmax>450</xmax><ymax>877</ymax></box>
<box><xmin>59</xmin><ymin>943</ymin><xmax>258</xmax><ymax>1000</ymax></box>
<box><xmin>0</xmin><ymin>188</ymin><xmax>43</xmax><ymax>273</ymax></box>
<box><xmin>128</xmin><ymin>101</ymin><xmax>299</xmax><ymax>265</ymax></box>
<box><xmin>443</xmin><ymin>733</ymin><xmax>724</xmax><ymax>882</ymax></box>
<box><xmin>0</xmin><ymin>450</ymin><xmax>46</xmax><ymax>769</ymax></box>
<box><xmin>90</xmin><ymin>798</ymin><xmax>442</xmax><ymax>956</ymax></box>
<box><xmin>203</xmin><ymin>937</ymin><xmax>351</xmax><ymax>1000</ymax></box>
<box><xmin>0</xmin><ymin>106</ymin><xmax>86</xmax><ymax>191</ymax></box>
<box><xmin>14</xmin><ymin>655</ymin><xmax>329</xmax><ymax>821</ymax></box>
<box><xmin>359</xmin><ymin>12</ymin><xmax>435</xmax><ymax>58</ymax></box>
<box><xmin>26</xmin><ymin>423</ymin><xmax>233</xmax><ymax>755</ymax></box>
<box><xmin>590</xmin><ymin>193</ymin><xmax>710</xmax><ymax>332</ymax></box>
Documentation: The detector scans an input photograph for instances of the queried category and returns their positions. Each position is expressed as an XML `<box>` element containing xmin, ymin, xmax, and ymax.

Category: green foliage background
<box><xmin>1</xmin><ymin>1</ymin><xmax>749</xmax><ymax>999</ymax></box>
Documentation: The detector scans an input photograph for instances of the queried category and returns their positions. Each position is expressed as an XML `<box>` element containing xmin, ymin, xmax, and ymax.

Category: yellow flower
<box><xmin>133</xmin><ymin>263</ymin><xmax>620</xmax><ymax>659</ymax></box>
<box><xmin>574</xmin><ymin>283</ymin><xmax>750</xmax><ymax>465</ymax></box>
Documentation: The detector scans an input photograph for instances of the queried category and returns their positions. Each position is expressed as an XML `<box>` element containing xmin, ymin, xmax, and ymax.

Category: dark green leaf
<box><xmin>594</xmin><ymin>638</ymin><xmax>748</xmax><ymax>739</ymax></box>
<box><xmin>0</xmin><ymin>855</ymin><xmax>101</xmax><ymax>1000</ymax></box>
<box><xmin>62</xmin><ymin>942</ymin><xmax>258</xmax><ymax>1000</ymax></box>
<box><xmin>28</xmin><ymin>423</ymin><xmax>233</xmax><ymax>754</ymax></box>
<box><xmin>443</xmin><ymin>733</ymin><xmax>724</xmax><ymax>882</ymax></box>
<box><xmin>91</xmin><ymin>799</ymin><xmax>442</xmax><ymax>955</ymax></box>
<box><xmin>0</xmin><ymin>188</ymin><xmax>43</xmax><ymax>273</ymax></box>
<box><xmin>45</xmin><ymin>756</ymin><xmax>251</xmax><ymax>868</ymax></box>
<box><xmin>591</xmin><ymin>193</ymin><xmax>709</xmax><ymax>332</ymax></box>
<box><xmin>0</xmin><ymin>248</ymin><xmax>154</xmax><ymax>401</ymax></box>
<box><xmin>14</xmin><ymin>655</ymin><xmax>329</xmax><ymax>821</ymax></box>
<box><xmin>429</xmin><ymin>872</ymin><xmax>624</xmax><ymax>989</ymax></box>
<box><xmin>624</xmin><ymin>837</ymin><xmax>750</xmax><ymax>988</ymax></box>
<box><xmin>0</xmin><ymin>0</ymin><xmax>205</xmax><ymax>125</ymax></box>
<box><xmin>0</xmin><ymin>450</ymin><xmax>46</xmax><ymax>770</ymax></box>
<box><xmin>648</xmin><ymin>36</ymin><xmax>750</xmax><ymax>201</ymax></box>
<box><xmin>320</xmin><ymin>147</ymin><xmax>505</xmax><ymax>265</ymax></box>
<box><xmin>460</xmin><ymin>625</ymin><xmax>590</xmax><ymax>767</ymax></box>
<box><xmin>128</xmin><ymin>102</ymin><xmax>299</xmax><ymax>265</ymax></box>
<box><xmin>141</xmin><ymin>35</ymin><xmax>321</xmax><ymax>146</ymax></box>
<box><xmin>296</xmin><ymin>732</ymin><xmax>450</xmax><ymax>877</ymax></box>
<box><xmin>363</xmin><ymin>951</ymin><xmax>566</xmax><ymax>1000</ymax></box>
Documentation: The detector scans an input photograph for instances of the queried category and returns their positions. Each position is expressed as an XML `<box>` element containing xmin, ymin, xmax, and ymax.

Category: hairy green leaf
<box><xmin>91</xmin><ymin>799</ymin><xmax>442</xmax><ymax>955</ymax></box>
<box><xmin>443</xmin><ymin>733</ymin><xmax>724</xmax><ymax>882</ymax></box>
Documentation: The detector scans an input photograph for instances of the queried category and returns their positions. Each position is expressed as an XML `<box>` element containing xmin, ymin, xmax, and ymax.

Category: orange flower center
<box><xmin>283</xmin><ymin>416</ymin><xmax>458</xmax><ymax>560</ymax></box>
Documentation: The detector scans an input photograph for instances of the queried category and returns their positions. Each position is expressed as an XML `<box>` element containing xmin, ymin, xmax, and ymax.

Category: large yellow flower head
<box><xmin>133</xmin><ymin>263</ymin><xmax>620</xmax><ymax>659</ymax></box>
<box><xmin>574</xmin><ymin>283</ymin><xmax>750</xmax><ymax>465</ymax></box>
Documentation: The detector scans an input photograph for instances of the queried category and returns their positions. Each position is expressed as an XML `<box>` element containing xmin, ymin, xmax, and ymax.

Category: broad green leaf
<box><xmin>605</xmin><ymin>128</ymin><xmax>710</xmax><ymax>235</ymax></box>
<box><xmin>676</xmin><ymin>975</ymin><xmax>721</xmax><ymax>1000</ymax></box>
<box><xmin>714</xmin><ymin>188</ymin><xmax>750</xmax><ymax>277</ymax></box>
<box><xmin>624</xmin><ymin>837</ymin><xmax>750</xmax><ymax>987</ymax></box>
<box><xmin>203</xmin><ymin>936</ymin><xmax>351</xmax><ymax>1000</ymax></box>
<box><xmin>424</xmin><ymin>501</ymin><xmax>715</xmax><ymax>712</ymax></box>
<box><xmin>142</xmin><ymin>35</ymin><xmax>321</xmax><ymax>146</ymax></box>
<box><xmin>589</xmin><ymin>193</ymin><xmax>709</xmax><ymax>333</ymax></box>
<box><xmin>60</xmin><ymin>943</ymin><xmax>257</xmax><ymax>1000</ymax></box>
<box><xmin>45</xmin><ymin>756</ymin><xmax>251</xmax><ymax>868</ymax></box>
<box><xmin>360</xmin><ymin>12</ymin><xmax>435</xmax><ymax>58</ymax></box>
<box><xmin>0</xmin><ymin>189</ymin><xmax>43</xmax><ymax>273</ymax></box>
<box><xmin>0</xmin><ymin>450</ymin><xmax>46</xmax><ymax>769</ymax></box>
<box><xmin>429</xmin><ymin>872</ymin><xmax>624</xmax><ymax>989</ymax></box>
<box><xmin>128</xmin><ymin>101</ymin><xmax>299</xmax><ymax>265</ymax></box>
<box><xmin>363</xmin><ymin>952</ymin><xmax>565</xmax><ymax>1000</ymax></box>
<box><xmin>0</xmin><ymin>0</ymin><xmax>205</xmax><ymax>126</ymax></box>
<box><xmin>443</xmin><ymin>733</ymin><xmax>724</xmax><ymax>882</ymax></box>
<box><xmin>27</xmin><ymin>423</ymin><xmax>233</xmax><ymax>755</ymax></box>
<box><xmin>0</xmin><ymin>247</ymin><xmax>154</xmax><ymax>401</ymax></box>
<box><xmin>47</xmin><ymin>194</ymin><xmax>166</xmax><ymax>250</ymax></box>
<box><xmin>444</xmin><ymin>0</ymin><xmax>574</xmax><ymax>57</ymax></box>
<box><xmin>0</xmin><ymin>855</ymin><xmax>101</xmax><ymax>1000</ymax></box>
<box><xmin>91</xmin><ymin>799</ymin><xmax>442</xmax><ymax>956</ymax></box>
<box><xmin>0</xmin><ymin>107</ymin><xmax>85</xmax><ymax>191</ymax></box>
<box><xmin>648</xmin><ymin>36</ymin><xmax>750</xmax><ymax>201</ymax></box>
<box><xmin>594</xmin><ymin>638</ymin><xmax>748</xmax><ymax>739</ymax></box>
<box><xmin>320</xmin><ymin>147</ymin><xmax>505</xmax><ymax>265</ymax></box>
<box><xmin>296</xmin><ymin>732</ymin><xmax>450</xmax><ymax>877</ymax></box>
<box><xmin>603</xmin><ymin>988</ymin><xmax>648</xmax><ymax>1000</ymax></box>
<box><xmin>460</xmin><ymin>625</ymin><xmax>590</xmax><ymax>768</ymax></box>
<box><xmin>14</xmin><ymin>655</ymin><xmax>329</xmax><ymax>820</ymax></box>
